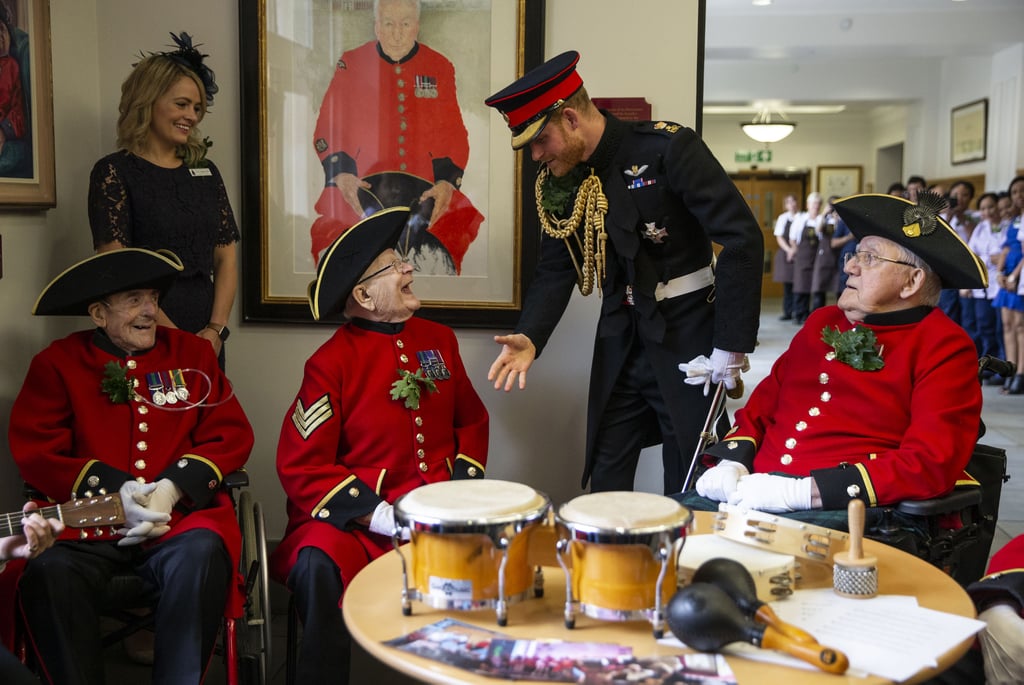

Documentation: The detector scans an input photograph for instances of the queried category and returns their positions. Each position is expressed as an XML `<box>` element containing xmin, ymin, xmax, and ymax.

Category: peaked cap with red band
<box><xmin>485</xmin><ymin>50</ymin><xmax>583</xmax><ymax>149</ymax></box>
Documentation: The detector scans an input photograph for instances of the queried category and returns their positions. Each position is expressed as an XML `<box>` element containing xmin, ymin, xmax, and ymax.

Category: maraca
<box><xmin>667</xmin><ymin>582</ymin><xmax>849</xmax><ymax>675</ymax></box>
<box><xmin>691</xmin><ymin>557</ymin><xmax>816</xmax><ymax>643</ymax></box>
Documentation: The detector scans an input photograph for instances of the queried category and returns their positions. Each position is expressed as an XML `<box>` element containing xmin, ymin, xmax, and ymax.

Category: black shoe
<box><xmin>984</xmin><ymin>375</ymin><xmax>1007</xmax><ymax>387</ymax></box>
<box><xmin>1009</xmin><ymin>375</ymin><xmax>1024</xmax><ymax>395</ymax></box>
<box><xmin>778</xmin><ymin>314</ymin><xmax>793</xmax><ymax>321</ymax></box>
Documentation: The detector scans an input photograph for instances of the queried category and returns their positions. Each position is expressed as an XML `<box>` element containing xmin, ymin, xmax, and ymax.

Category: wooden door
<box><xmin>730</xmin><ymin>172</ymin><xmax>807</xmax><ymax>298</ymax></box>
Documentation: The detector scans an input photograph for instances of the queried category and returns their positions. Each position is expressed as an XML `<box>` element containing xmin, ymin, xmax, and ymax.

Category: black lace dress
<box><xmin>88</xmin><ymin>150</ymin><xmax>240</xmax><ymax>334</ymax></box>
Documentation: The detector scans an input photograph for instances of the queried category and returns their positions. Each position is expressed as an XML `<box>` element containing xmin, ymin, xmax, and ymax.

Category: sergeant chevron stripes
<box><xmin>292</xmin><ymin>394</ymin><xmax>333</xmax><ymax>439</ymax></box>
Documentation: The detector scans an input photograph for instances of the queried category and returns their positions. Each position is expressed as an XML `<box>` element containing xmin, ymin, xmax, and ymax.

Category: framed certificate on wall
<box><xmin>817</xmin><ymin>166</ymin><xmax>863</xmax><ymax>199</ymax></box>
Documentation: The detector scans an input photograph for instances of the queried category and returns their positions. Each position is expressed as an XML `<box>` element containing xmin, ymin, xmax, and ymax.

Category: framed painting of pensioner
<box><xmin>239</xmin><ymin>0</ymin><xmax>546</xmax><ymax>327</ymax></box>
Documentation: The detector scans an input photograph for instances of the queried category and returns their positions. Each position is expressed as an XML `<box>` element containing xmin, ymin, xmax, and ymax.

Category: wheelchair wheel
<box><xmin>237</xmin><ymin>490</ymin><xmax>272</xmax><ymax>685</ymax></box>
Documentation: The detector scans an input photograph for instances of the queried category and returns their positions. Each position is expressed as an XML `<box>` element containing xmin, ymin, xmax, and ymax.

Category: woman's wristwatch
<box><xmin>205</xmin><ymin>323</ymin><xmax>231</xmax><ymax>341</ymax></box>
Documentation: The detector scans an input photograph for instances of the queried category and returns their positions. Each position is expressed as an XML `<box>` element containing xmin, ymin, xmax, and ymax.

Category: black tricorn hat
<box><xmin>833</xmin><ymin>192</ymin><xmax>987</xmax><ymax>289</ymax></box>
<box><xmin>33</xmin><ymin>248</ymin><xmax>184</xmax><ymax>316</ymax></box>
<box><xmin>485</xmin><ymin>50</ymin><xmax>583</xmax><ymax>150</ymax></box>
<box><xmin>308</xmin><ymin>206</ymin><xmax>410</xmax><ymax>321</ymax></box>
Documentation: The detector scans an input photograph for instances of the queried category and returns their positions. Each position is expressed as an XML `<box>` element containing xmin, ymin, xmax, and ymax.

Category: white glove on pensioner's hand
<box><xmin>727</xmin><ymin>473</ymin><xmax>814</xmax><ymax>513</ymax></box>
<box><xmin>695</xmin><ymin>460</ymin><xmax>749</xmax><ymax>502</ymax></box>
<box><xmin>117</xmin><ymin>480</ymin><xmax>171</xmax><ymax>546</ymax></box>
<box><xmin>146</xmin><ymin>479</ymin><xmax>183</xmax><ymax>517</ymax></box>
<box><xmin>368</xmin><ymin>501</ymin><xmax>411</xmax><ymax>540</ymax></box>
<box><xmin>978</xmin><ymin>604</ymin><xmax>1024</xmax><ymax>685</ymax></box>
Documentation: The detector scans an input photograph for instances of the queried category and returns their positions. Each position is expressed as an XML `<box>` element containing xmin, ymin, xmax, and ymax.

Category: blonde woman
<box><xmin>88</xmin><ymin>33</ymin><xmax>238</xmax><ymax>368</ymax></box>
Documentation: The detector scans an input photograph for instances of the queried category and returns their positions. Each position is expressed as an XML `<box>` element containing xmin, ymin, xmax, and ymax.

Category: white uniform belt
<box><xmin>654</xmin><ymin>264</ymin><xmax>715</xmax><ymax>302</ymax></box>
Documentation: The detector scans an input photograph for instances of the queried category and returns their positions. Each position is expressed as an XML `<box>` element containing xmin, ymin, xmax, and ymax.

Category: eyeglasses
<box><xmin>843</xmin><ymin>250</ymin><xmax>917</xmax><ymax>269</ymax></box>
<box><xmin>101</xmin><ymin>291</ymin><xmax>160</xmax><ymax>311</ymax></box>
<box><xmin>356</xmin><ymin>256</ymin><xmax>410</xmax><ymax>285</ymax></box>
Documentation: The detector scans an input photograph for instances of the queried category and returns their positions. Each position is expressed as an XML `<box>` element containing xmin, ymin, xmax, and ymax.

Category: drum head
<box><xmin>557</xmin><ymin>492</ymin><xmax>692</xmax><ymax>537</ymax></box>
<box><xmin>395</xmin><ymin>480</ymin><xmax>549</xmax><ymax>528</ymax></box>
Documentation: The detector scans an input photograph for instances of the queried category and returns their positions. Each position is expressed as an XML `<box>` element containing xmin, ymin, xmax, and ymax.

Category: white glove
<box><xmin>367</xmin><ymin>501</ymin><xmax>410</xmax><ymax>540</ymax></box>
<box><xmin>679</xmin><ymin>349</ymin><xmax>750</xmax><ymax>395</ymax></box>
<box><xmin>146</xmin><ymin>479</ymin><xmax>183</xmax><ymax>517</ymax></box>
<box><xmin>679</xmin><ymin>355</ymin><xmax>714</xmax><ymax>395</ymax></box>
<box><xmin>710</xmin><ymin>348</ymin><xmax>749</xmax><ymax>390</ymax></box>
<box><xmin>978</xmin><ymin>604</ymin><xmax>1024</xmax><ymax>685</ymax></box>
<box><xmin>694</xmin><ymin>460</ymin><xmax>749</xmax><ymax>502</ymax></box>
<box><xmin>117</xmin><ymin>480</ymin><xmax>172</xmax><ymax>546</ymax></box>
<box><xmin>727</xmin><ymin>473</ymin><xmax>814</xmax><ymax>513</ymax></box>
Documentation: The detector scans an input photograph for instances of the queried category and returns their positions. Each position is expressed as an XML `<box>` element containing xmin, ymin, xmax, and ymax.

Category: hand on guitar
<box><xmin>117</xmin><ymin>480</ymin><xmax>173</xmax><ymax>547</ymax></box>
<box><xmin>0</xmin><ymin>502</ymin><xmax>65</xmax><ymax>566</ymax></box>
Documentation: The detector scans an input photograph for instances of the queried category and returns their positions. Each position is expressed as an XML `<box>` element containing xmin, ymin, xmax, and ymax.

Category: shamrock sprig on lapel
<box><xmin>101</xmin><ymin>361</ymin><xmax>134</xmax><ymax>404</ymax></box>
<box><xmin>821</xmin><ymin>325</ymin><xmax>885</xmax><ymax>371</ymax></box>
<box><xmin>390</xmin><ymin>368</ymin><xmax>438</xmax><ymax>410</ymax></box>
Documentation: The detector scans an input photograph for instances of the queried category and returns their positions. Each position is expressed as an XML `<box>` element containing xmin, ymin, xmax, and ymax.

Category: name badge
<box><xmin>189</xmin><ymin>168</ymin><xmax>213</xmax><ymax>177</ymax></box>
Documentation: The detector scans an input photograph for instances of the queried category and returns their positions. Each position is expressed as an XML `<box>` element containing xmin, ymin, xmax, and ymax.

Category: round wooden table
<box><xmin>343</xmin><ymin>511</ymin><xmax>976</xmax><ymax>684</ymax></box>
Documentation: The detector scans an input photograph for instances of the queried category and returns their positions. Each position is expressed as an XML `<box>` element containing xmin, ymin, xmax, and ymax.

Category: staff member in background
<box><xmin>772</xmin><ymin>193</ymin><xmax>800</xmax><ymax>321</ymax></box>
<box><xmin>89</xmin><ymin>32</ymin><xmax>239</xmax><ymax>369</ymax></box>
<box><xmin>271</xmin><ymin>208</ymin><xmax>488</xmax><ymax>685</ymax></box>
<box><xmin>484</xmin><ymin>51</ymin><xmax>763</xmax><ymax>495</ymax></box>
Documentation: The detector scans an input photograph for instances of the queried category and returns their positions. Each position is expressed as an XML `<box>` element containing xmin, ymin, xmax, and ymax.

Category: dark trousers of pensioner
<box><xmin>590</xmin><ymin>327</ymin><xmax>718</xmax><ymax>495</ymax></box>
<box><xmin>18</xmin><ymin>528</ymin><xmax>230</xmax><ymax>685</ymax></box>
<box><xmin>288</xmin><ymin>546</ymin><xmax>351</xmax><ymax>684</ymax></box>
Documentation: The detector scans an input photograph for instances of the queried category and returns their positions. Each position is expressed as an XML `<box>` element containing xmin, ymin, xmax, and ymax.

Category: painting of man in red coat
<box><xmin>309</xmin><ymin>0</ymin><xmax>484</xmax><ymax>275</ymax></box>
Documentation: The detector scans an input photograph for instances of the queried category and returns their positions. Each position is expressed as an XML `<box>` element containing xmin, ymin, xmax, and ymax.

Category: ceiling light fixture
<box><xmin>740</xmin><ymin>110</ymin><xmax>796</xmax><ymax>144</ymax></box>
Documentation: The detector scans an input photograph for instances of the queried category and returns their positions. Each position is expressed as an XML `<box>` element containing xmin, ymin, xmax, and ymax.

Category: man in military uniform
<box><xmin>484</xmin><ymin>51</ymin><xmax>764</xmax><ymax>494</ymax></box>
<box><xmin>272</xmin><ymin>208</ymin><xmax>489</xmax><ymax>684</ymax></box>
<box><xmin>683</xmin><ymin>193</ymin><xmax>987</xmax><ymax>520</ymax></box>
<box><xmin>309</xmin><ymin>0</ymin><xmax>483</xmax><ymax>273</ymax></box>
<box><xmin>10</xmin><ymin>248</ymin><xmax>254</xmax><ymax>683</ymax></box>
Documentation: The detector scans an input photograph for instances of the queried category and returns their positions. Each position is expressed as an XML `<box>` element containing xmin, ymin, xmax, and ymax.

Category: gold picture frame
<box><xmin>0</xmin><ymin>0</ymin><xmax>55</xmax><ymax>208</ymax></box>
<box><xmin>816</xmin><ymin>165</ymin><xmax>863</xmax><ymax>200</ymax></box>
<box><xmin>951</xmin><ymin>98</ymin><xmax>987</xmax><ymax>165</ymax></box>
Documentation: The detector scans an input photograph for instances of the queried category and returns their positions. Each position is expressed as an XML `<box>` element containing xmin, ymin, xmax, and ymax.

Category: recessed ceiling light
<box><xmin>753</xmin><ymin>0</ymin><xmax>772</xmax><ymax>6</ymax></box>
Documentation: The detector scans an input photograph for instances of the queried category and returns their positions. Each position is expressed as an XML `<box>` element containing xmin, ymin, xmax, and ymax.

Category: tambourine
<box><xmin>679</xmin><ymin>534</ymin><xmax>796</xmax><ymax>601</ymax></box>
<box><xmin>713</xmin><ymin>504</ymin><xmax>849</xmax><ymax>565</ymax></box>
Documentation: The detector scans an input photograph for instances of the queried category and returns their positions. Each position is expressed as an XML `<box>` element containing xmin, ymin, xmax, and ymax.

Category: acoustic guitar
<box><xmin>1</xmin><ymin>494</ymin><xmax>126</xmax><ymax>540</ymax></box>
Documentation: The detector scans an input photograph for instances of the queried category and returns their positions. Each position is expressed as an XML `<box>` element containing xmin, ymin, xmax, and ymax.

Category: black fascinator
<box><xmin>145</xmin><ymin>31</ymin><xmax>219</xmax><ymax>106</ymax></box>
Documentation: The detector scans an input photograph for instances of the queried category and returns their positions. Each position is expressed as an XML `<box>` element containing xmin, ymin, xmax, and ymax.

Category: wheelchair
<box><xmin>864</xmin><ymin>355</ymin><xmax>1014</xmax><ymax>587</ymax></box>
<box><xmin>16</xmin><ymin>469</ymin><xmax>272</xmax><ymax>685</ymax></box>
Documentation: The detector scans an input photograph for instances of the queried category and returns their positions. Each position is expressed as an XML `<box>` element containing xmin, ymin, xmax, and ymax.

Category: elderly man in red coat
<box><xmin>272</xmin><ymin>207</ymin><xmax>489</xmax><ymax>684</ymax></box>
<box><xmin>676</xmin><ymin>192</ymin><xmax>988</xmax><ymax>526</ymax></box>
<box><xmin>309</xmin><ymin>0</ymin><xmax>483</xmax><ymax>273</ymax></box>
<box><xmin>9</xmin><ymin>248</ymin><xmax>254</xmax><ymax>684</ymax></box>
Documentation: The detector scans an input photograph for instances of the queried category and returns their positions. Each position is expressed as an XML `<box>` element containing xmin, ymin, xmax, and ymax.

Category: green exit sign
<box><xmin>735</xmin><ymin>149</ymin><xmax>773</xmax><ymax>164</ymax></box>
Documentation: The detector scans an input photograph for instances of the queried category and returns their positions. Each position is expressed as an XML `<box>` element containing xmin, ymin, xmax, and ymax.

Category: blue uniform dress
<box><xmin>992</xmin><ymin>220</ymin><xmax>1024</xmax><ymax>312</ymax></box>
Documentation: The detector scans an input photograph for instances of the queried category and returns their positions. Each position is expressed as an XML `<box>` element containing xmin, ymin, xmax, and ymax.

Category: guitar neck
<box><xmin>0</xmin><ymin>504</ymin><xmax>63</xmax><ymax>538</ymax></box>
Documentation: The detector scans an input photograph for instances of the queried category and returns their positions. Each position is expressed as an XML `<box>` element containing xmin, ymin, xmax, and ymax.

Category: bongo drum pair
<box><xmin>392</xmin><ymin>482</ymin><xmax>693</xmax><ymax>636</ymax></box>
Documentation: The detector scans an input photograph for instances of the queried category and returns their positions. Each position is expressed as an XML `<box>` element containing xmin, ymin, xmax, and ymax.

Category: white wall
<box><xmin>3</xmin><ymin>0</ymin><xmax>1024</xmax><ymax>542</ymax></box>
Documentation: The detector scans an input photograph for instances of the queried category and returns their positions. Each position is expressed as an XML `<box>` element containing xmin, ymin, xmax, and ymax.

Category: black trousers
<box><xmin>288</xmin><ymin>546</ymin><xmax>350</xmax><ymax>684</ymax></box>
<box><xmin>589</xmin><ymin>334</ymin><xmax>681</xmax><ymax>493</ymax></box>
<box><xmin>18</xmin><ymin>528</ymin><xmax>230</xmax><ymax>685</ymax></box>
<box><xmin>0</xmin><ymin>644</ymin><xmax>38</xmax><ymax>685</ymax></box>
